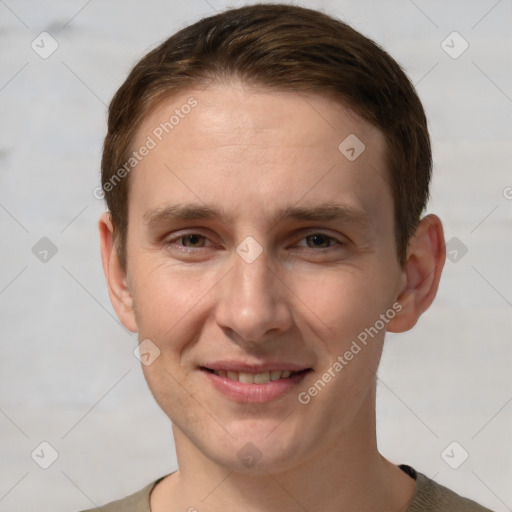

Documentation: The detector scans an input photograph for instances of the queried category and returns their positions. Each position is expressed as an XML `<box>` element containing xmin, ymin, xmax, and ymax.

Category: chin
<box><xmin>211</xmin><ymin>421</ymin><xmax>313</xmax><ymax>474</ymax></box>
<box><xmin>212</xmin><ymin>445</ymin><xmax>307</xmax><ymax>475</ymax></box>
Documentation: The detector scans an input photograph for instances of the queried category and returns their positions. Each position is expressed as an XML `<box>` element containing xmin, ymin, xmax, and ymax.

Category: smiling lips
<box><xmin>201</xmin><ymin>361</ymin><xmax>312</xmax><ymax>383</ymax></box>
<box><xmin>207</xmin><ymin>368</ymin><xmax>297</xmax><ymax>384</ymax></box>
<box><xmin>200</xmin><ymin>363</ymin><xmax>312</xmax><ymax>402</ymax></box>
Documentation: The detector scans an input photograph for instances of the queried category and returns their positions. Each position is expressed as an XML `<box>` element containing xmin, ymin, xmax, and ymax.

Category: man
<box><xmin>87</xmin><ymin>3</ymin><xmax>492</xmax><ymax>511</ymax></box>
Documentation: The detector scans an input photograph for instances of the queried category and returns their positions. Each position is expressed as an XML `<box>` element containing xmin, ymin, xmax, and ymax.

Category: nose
<box><xmin>214</xmin><ymin>247</ymin><xmax>293</xmax><ymax>345</ymax></box>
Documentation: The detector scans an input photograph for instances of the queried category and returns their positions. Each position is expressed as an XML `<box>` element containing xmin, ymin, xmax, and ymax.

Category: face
<box><xmin>114</xmin><ymin>83</ymin><xmax>408</xmax><ymax>472</ymax></box>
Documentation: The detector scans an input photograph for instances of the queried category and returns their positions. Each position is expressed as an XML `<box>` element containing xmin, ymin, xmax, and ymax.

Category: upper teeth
<box><xmin>213</xmin><ymin>370</ymin><xmax>293</xmax><ymax>383</ymax></box>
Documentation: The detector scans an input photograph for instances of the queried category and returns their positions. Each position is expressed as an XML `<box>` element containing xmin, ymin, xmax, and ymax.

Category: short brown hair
<box><xmin>101</xmin><ymin>3</ymin><xmax>431</xmax><ymax>270</ymax></box>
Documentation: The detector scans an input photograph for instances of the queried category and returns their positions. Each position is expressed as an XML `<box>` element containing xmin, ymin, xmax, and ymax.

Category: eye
<box><xmin>297</xmin><ymin>233</ymin><xmax>341</xmax><ymax>249</ymax></box>
<box><xmin>179</xmin><ymin>234</ymin><xmax>207</xmax><ymax>248</ymax></box>
<box><xmin>163</xmin><ymin>232</ymin><xmax>212</xmax><ymax>250</ymax></box>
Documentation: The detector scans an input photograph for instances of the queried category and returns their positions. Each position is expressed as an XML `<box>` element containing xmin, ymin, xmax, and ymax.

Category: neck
<box><xmin>151</xmin><ymin>387</ymin><xmax>416</xmax><ymax>512</ymax></box>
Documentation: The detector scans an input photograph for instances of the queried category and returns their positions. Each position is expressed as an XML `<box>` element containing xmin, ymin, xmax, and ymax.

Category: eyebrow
<box><xmin>143</xmin><ymin>202</ymin><xmax>372</xmax><ymax>231</ymax></box>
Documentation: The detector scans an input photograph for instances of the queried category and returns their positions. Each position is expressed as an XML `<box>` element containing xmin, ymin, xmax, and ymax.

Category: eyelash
<box><xmin>163</xmin><ymin>232</ymin><xmax>344</xmax><ymax>252</ymax></box>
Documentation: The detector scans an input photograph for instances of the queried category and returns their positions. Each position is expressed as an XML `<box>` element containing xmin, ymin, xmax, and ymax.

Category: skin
<box><xmin>99</xmin><ymin>82</ymin><xmax>445</xmax><ymax>512</ymax></box>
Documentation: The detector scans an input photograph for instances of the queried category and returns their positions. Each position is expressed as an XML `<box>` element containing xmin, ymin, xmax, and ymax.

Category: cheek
<box><xmin>130</xmin><ymin>259</ymin><xmax>213</xmax><ymax>344</ymax></box>
<box><xmin>295</xmin><ymin>270</ymin><xmax>389</xmax><ymax>414</ymax></box>
<box><xmin>141</xmin><ymin>359</ymin><xmax>213</xmax><ymax>443</ymax></box>
<box><xmin>293</xmin><ymin>266</ymin><xmax>395</xmax><ymax>346</ymax></box>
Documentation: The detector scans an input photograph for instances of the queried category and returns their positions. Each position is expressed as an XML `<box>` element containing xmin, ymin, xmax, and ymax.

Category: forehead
<box><xmin>136</xmin><ymin>83</ymin><xmax>383</xmax><ymax>156</ymax></box>
<box><xmin>129</xmin><ymin>82</ymin><xmax>392</xmax><ymax>231</ymax></box>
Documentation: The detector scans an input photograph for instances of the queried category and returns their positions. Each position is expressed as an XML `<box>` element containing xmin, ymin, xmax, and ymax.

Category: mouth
<box><xmin>199</xmin><ymin>365</ymin><xmax>313</xmax><ymax>403</ymax></box>
<box><xmin>201</xmin><ymin>367</ymin><xmax>310</xmax><ymax>384</ymax></box>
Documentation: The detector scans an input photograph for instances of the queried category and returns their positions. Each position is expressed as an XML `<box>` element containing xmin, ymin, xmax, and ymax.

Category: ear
<box><xmin>387</xmin><ymin>214</ymin><xmax>446</xmax><ymax>333</ymax></box>
<box><xmin>98</xmin><ymin>212</ymin><xmax>138</xmax><ymax>333</ymax></box>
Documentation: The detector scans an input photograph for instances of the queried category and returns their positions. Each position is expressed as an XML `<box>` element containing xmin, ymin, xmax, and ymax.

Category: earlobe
<box><xmin>98</xmin><ymin>212</ymin><xmax>138</xmax><ymax>333</ymax></box>
<box><xmin>387</xmin><ymin>214</ymin><xmax>446</xmax><ymax>333</ymax></box>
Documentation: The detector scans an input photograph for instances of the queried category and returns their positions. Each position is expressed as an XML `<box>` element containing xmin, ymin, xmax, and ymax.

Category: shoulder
<box><xmin>407</xmin><ymin>472</ymin><xmax>494</xmax><ymax>512</ymax></box>
<box><xmin>77</xmin><ymin>479</ymin><xmax>159</xmax><ymax>512</ymax></box>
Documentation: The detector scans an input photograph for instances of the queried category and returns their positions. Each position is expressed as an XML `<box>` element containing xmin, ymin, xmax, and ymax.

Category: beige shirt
<box><xmin>80</xmin><ymin>470</ymin><xmax>494</xmax><ymax>511</ymax></box>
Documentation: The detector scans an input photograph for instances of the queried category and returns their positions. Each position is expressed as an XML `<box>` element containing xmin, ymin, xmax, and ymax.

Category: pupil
<box><xmin>186</xmin><ymin>235</ymin><xmax>202</xmax><ymax>246</ymax></box>
<box><xmin>309</xmin><ymin>235</ymin><xmax>328</xmax><ymax>248</ymax></box>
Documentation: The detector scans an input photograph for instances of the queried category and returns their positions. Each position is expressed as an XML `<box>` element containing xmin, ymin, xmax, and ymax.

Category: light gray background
<box><xmin>1</xmin><ymin>0</ymin><xmax>511</xmax><ymax>511</ymax></box>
